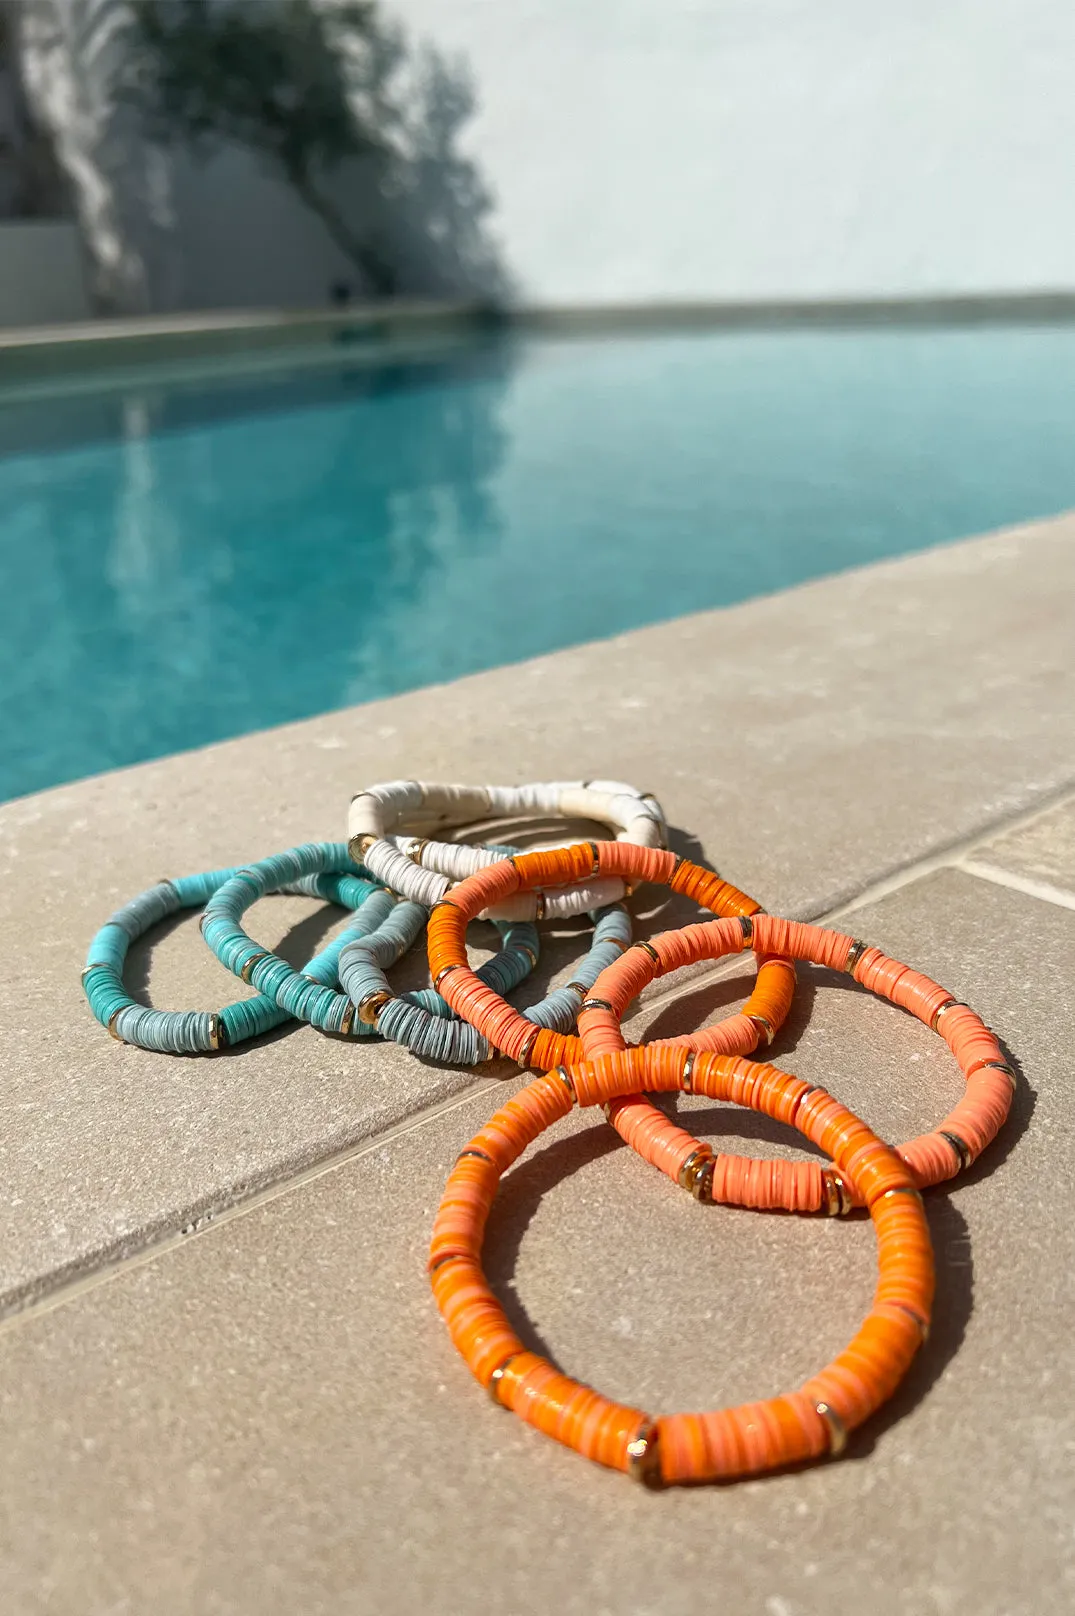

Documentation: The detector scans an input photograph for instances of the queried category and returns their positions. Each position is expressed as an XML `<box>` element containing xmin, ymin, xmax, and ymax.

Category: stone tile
<box><xmin>1</xmin><ymin>514</ymin><xmax>1074</xmax><ymax>1311</ymax></box>
<box><xmin>969</xmin><ymin>796</ymin><xmax>1075</xmax><ymax>896</ymax></box>
<box><xmin>0</xmin><ymin>871</ymin><xmax>1069</xmax><ymax>1615</ymax></box>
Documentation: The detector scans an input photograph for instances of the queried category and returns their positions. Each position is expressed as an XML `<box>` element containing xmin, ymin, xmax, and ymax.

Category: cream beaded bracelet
<box><xmin>347</xmin><ymin>779</ymin><xmax>667</xmax><ymax>921</ymax></box>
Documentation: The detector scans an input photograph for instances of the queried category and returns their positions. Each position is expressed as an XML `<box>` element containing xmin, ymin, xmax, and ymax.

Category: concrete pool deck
<box><xmin>0</xmin><ymin>511</ymin><xmax>1073</xmax><ymax>1612</ymax></box>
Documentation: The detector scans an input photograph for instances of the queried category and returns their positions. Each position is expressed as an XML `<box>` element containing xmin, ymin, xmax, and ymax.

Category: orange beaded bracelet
<box><xmin>427</xmin><ymin>837</ymin><xmax>794</xmax><ymax>1110</ymax></box>
<box><xmin>579</xmin><ymin>913</ymin><xmax>1015</xmax><ymax>1211</ymax></box>
<box><xmin>429</xmin><ymin>1044</ymin><xmax>934</xmax><ymax>1484</ymax></box>
<box><xmin>428</xmin><ymin>846</ymin><xmax>1014</xmax><ymax>1213</ymax></box>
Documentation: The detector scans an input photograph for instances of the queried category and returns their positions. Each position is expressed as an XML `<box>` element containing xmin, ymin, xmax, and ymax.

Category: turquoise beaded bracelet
<box><xmin>83</xmin><ymin>863</ymin><xmax>384</xmax><ymax>1053</ymax></box>
<box><xmin>200</xmin><ymin>842</ymin><xmax>543</xmax><ymax>1064</ymax></box>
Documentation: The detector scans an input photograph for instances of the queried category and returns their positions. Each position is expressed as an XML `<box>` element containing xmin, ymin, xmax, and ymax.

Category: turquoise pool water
<box><xmin>2</xmin><ymin>323</ymin><xmax>1075</xmax><ymax>802</ymax></box>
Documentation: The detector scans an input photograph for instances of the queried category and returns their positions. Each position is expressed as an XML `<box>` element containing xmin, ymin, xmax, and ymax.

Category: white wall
<box><xmin>0</xmin><ymin>220</ymin><xmax>90</xmax><ymax>326</ymax></box>
<box><xmin>381</xmin><ymin>0</ymin><xmax>1075</xmax><ymax>304</ymax></box>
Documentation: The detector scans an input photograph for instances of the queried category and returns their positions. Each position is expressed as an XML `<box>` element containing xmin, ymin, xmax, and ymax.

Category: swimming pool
<box><xmin>2</xmin><ymin>322</ymin><xmax>1074</xmax><ymax>802</ymax></box>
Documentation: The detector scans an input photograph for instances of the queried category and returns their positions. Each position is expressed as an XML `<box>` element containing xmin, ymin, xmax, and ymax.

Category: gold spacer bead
<box><xmin>890</xmin><ymin>1301</ymin><xmax>931</xmax><ymax>1343</ymax></box>
<box><xmin>979</xmin><ymin>1058</ymin><xmax>1017</xmax><ymax>1091</ymax></box>
<box><xmin>626</xmin><ymin>1419</ymin><xmax>661</xmax><ymax>1485</ymax></box>
<box><xmin>348</xmin><ymin>833</ymin><xmax>377</xmax><ymax>866</ymax></box>
<box><xmin>487</xmin><ymin>1355</ymin><xmax>519</xmax><ymax>1406</ymax></box>
<box><xmin>738</xmin><ymin>914</ymin><xmax>754</xmax><ymax>944</ymax></box>
<box><xmin>564</xmin><ymin>980</ymin><xmax>588</xmax><ymax>999</ymax></box>
<box><xmin>406</xmin><ymin>838</ymin><xmax>429</xmax><ymax>865</ymax></box>
<box><xmin>748</xmin><ymin>1012</ymin><xmax>775</xmax><ymax>1046</ymax></box>
<box><xmin>240</xmin><ymin>950</ymin><xmax>270</xmax><ymax>985</ymax></box>
<box><xmin>940</xmin><ymin>1129</ymin><xmax>973</xmax><ymax>1171</ymax></box>
<box><xmin>692</xmin><ymin>1158</ymin><xmax>715</xmax><ymax>1203</ymax></box>
<box><xmin>879</xmin><ymin>1184</ymin><xmax>923</xmax><ymax>1203</ymax></box>
<box><xmin>588</xmin><ymin>841</ymin><xmax>600</xmax><ymax>875</ymax></box>
<box><xmin>518</xmin><ymin>1025</ymin><xmax>541</xmax><ymax>1068</ymax></box>
<box><xmin>456</xmin><ymin>1147</ymin><xmax>494</xmax><ymax>1165</ymax></box>
<box><xmin>208</xmin><ymin>1013</ymin><xmax>224</xmax><ymax>1052</ymax></box>
<box><xmin>552</xmin><ymin>1066</ymin><xmax>577</xmax><ymax>1104</ymax></box>
<box><xmin>433</xmin><ymin>963</ymin><xmax>463</xmax><ymax>992</ymax></box>
<box><xmin>533</xmin><ymin>890</ymin><xmax>546</xmax><ymax>921</ymax></box>
<box><xmin>677</xmin><ymin>1146</ymin><xmax>713</xmax><ymax>1195</ymax></box>
<box><xmin>635</xmin><ymin>939</ymin><xmax>661</xmax><ymax>965</ymax></box>
<box><xmin>357</xmin><ymin>989</ymin><xmax>392</xmax><ymax>1026</ymax></box>
<box><xmin>931</xmin><ymin>997</ymin><xmax>965</xmax><ymax>1031</ymax></box>
<box><xmin>82</xmin><ymin>963</ymin><xmax>108</xmax><ymax>981</ymax></box>
<box><xmin>515</xmin><ymin>944</ymin><xmax>539</xmax><ymax>971</ymax></box>
<box><xmin>107</xmin><ymin>1008</ymin><xmax>126</xmax><ymax>1043</ymax></box>
<box><xmin>580</xmin><ymin>996</ymin><xmax>613</xmax><ymax>1014</ymax></box>
<box><xmin>681</xmin><ymin>1050</ymin><xmax>697</xmax><ymax>1092</ymax></box>
<box><xmin>815</xmin><ymin>1401</ymin><xmax>848</xmax><ymax>1456</ymax></box>
<box><xmin>340</xmin><ymin>1001</ymin><xmax>356</xmax><ymax>1037</ymax></box>
<box><xmin>821</xmin><ymin>1168</ymin><xmax>853</xmax><ymax>1216</ymax></box>
<box><xmin>428</xmin><ymin>1251</ymin><xmax>466</xmax><ymax>1274</ymax></box>
<box><xmin>844</xmin><ymin>938</ymin><xmax>869</xmax><ymax>976</ymax></box>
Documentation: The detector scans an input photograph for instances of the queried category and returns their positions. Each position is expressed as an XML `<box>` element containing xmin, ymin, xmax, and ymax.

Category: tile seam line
<box><xmin>3</xmin><ymin>770</ymin><xmax>1074</xmax><ymax>1334</ymax></box>
<box><xmin>0</xmin><ymin>1079</ymin><xmax>499</xmax><ymax>1337</ymax></box>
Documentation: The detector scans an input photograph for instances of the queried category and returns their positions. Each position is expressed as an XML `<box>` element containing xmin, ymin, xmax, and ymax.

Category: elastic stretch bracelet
<box><xmin>200</xmin><ymin>843</ymin><xmax>540</xmax><ymax>1057</ymax></box>
<box><xmin>429</xmin><ymin>1045</ymin><xmax>934</xmax><ymax>1485</ymax></box>
<box><xmin>425</xmin><ymin>838</ymin><xmax>795</xmax><ymax>1069</ymax></box>
<box><xmin>83</xmin><ymin>865</ymin><xmax>381</xmax><ymax>1053</ymax></box>
<box><xmin>348</xmin><ymin>779</ymin><xmax>667</xmax><ymax>921</ymax></box>
<box><xmin>579</xmin><ymin>913</ymin><xmax>1015</xmax><ymax>1211</ymax></box>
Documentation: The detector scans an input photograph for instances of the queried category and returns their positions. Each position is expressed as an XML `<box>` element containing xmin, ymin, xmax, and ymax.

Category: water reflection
<box><xmin>0</xmin><ymin>340</ymin><xmax>515</xmax><ymax>800</ymax></box>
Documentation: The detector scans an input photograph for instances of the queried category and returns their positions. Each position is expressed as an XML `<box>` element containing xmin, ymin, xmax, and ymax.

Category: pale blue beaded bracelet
<box><xmin>200</xmin><ymin>842</ymin><xmax>544</xmax><ymax>1064</ymax></box>
<box><xmin>83</xmin><ymin>863</ymin><xmax>384</xmax><ymax>1053</ymax></box>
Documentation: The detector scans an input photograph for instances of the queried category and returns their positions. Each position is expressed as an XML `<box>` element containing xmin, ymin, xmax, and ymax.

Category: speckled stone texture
<box><xmin>0</xmin><ymin>514</ymin><xmax>1073</xmax><ymax>1315</ymax></box>
<box><xmin>0</xmin><ymin>871</ymin><xmax>1070</xmax><ymax>1615</ymax></box>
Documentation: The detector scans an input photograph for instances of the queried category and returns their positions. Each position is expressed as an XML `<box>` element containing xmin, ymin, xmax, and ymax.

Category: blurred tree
<box><xmin>125</xmin><ymin>0</ymin><xmax>400</xmax><ymax>295</ymax></box>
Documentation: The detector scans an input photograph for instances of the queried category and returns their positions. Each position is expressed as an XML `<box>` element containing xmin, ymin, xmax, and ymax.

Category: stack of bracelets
<box><xmin>83</xmin><ymin>777</ymin><xmax>1015</xmax><ymax>1487</ymax></box>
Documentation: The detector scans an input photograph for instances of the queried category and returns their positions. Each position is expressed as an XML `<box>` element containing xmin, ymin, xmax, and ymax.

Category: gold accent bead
<box><xmin>208</xmin><ymin>1013</ymin><xmax>224</xmax><ymax>1052</ymax></box>
<box><xmin>692</xmin><ymin>1158</ymin><xmax>715</xmax><ymax>1203</ymax></box>
<box><xmin>552</xmin><ymin>1066</ymin><xmax>577</xmax><ymax>1104</ymax></box>
<box><xmin>428</xmin><ymin>1251</ymin><xmax>466</xmax><ymax>1274</ymax></box>
<box><xmin>815</xmin><ymin>1401</ymin><xmax>847</xmax><ymax>1456</ymax></box>
<box><xmin>357</xmin><ymin>990</ymin><xmax>392</xmax><ymax>1026</ymax></box>
<box><xmin>681</xmin><ymin>1050</ymin><xmax>697</xmax><ymax>1092</ymax></box>
<box><xmin>890</xmin><ymin>1301</ymin><xmax>931</xmax><ymax>1343</ymax></box>
<box><xmin>844</xmin><ymin>938</ymin><xmax>869</xmax><ymax>975</ymax></box>
<box><xmin>81</xmin><ymin>963</ymin><xmax>108</xmax><ymax>981</ymax></box>
<box><xmin>636</xmin><ymin>939</ymin><xmax>661</xmax><ymax>965</ymax></box>
<box><xmin>518</xmin><ymin>1025</ymin><xmax>541</xmax><ymax>1068</ymax></box>
<box><xmin>534</xmin><ymin>890</ymin><xmax>546</xmax><ymax>921</ymax></box>
<box><xmin>433</xmin><ymin>963</ymin><xmax>463</xmax><ymax>991</ymax></box>
<box><xmin>677</xmin><ymin>1146</ymin><xmax>713</xmax><ymax>1194</ymax></box>
<box><xmin>931</xmin><ymin>997</ymin><xmax>965</xmax><ymax>1031</ymax></box>
<box><xmin>407</xmin><ymin>838</ymin><xmax>429</xmax><ymax>865</ymax></box>
<box><xmin>626</xmin><ymin>1420</ymin><xmax>661</xmax><ymax>1484</ymax></box>
<box><xmin>487</xmin><ymin>1355</ymin><xmax>519</xmax><ymax>1406</ymax></box>
<box><xmin>820</xmin><ymin>1168</ymin><xmax>853</xmax><ymax>1216</ymax></box>
<box><xmin>107</xmin><ymin>1008</ymin><xmax>125</xmax><ymax>1042</ymax></box>
<box><xmin>979</xmin><ymin>1058</ymin><xmax>1017</xmax><ymax>1091</ymax></box>
<box><xmin>348</xmin><ymin>833</ymin><xmax>377</xmax><ymax>865</ymax></box>
<box><xmin>588</xmin><ymin>841</ymin><xmax>600</xmax><ymax>875</ymax></box>
<box><xmin>340</xmin><ymin>1001</ymin><xmax>356</xmax><ymax>1037</ymax></box>
<box><xmin>748</xmin><ymin>1012</ymin><xmax>775</xmax><ymax>1046</ymax></box>
<box><xmin>738</xmin><ymin>914</ymin><xmax>754</xmax><ymax>944</ymax></box>
<box><xmin>456</xmin><ymin>1147</ymin><xmax>494</xmax><ymax>1165</ymax></box>
<box><xmin>564</xmin><ymin>980</ymin><xmax>588</xmax><ymax>999</ymax></box>
<box><xmin>240</xmin><ymin>951</ymin><xmax>270</xmax><ymax>985</ymax></box>
<box><xmin>880</xmin><ymin>1184</ymin><xmax>923</xmax><ymax>1203</ymax></box>
<box><xmin>940</xmin><ymin>1129</ymin><xmax>973</xmax><ymax>1170</ymax></box>
<box><xmin>580</xmin><ymin>996</ymin><xmax>613</xmax><ymax>1013</ymax></box>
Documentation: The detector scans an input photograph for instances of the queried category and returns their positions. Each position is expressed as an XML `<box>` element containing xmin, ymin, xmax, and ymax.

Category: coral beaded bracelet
<box><xmin>579</xmin><ymin>913</ymin><xmax>1015</xmax><ymax>1211</ymax></box>
<box><xmin>430</xmin><ymin>1045</ymin><xmax>934</xmax><ymax>1484</ymax></box>
<box><xmin>348</xmin><ymin>779</ymin><xmax>667</xmax><ymax>921</ymax></box>
<box><xmin>426</xmin><ymin>841</ymin><xmax>795</xmax><ymax>1072</ymax></box>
